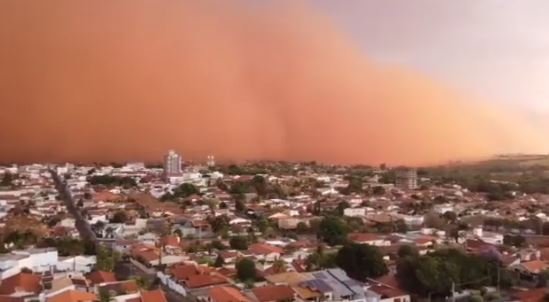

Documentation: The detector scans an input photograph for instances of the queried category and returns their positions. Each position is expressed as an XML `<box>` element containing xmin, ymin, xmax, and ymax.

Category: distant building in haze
<box><xmin>164</xmin><ymin>150</ymin><xmax>182</xmax><ymax>177</ymax></box>
<box><xmin>207</xmin><ymin>155</ymin><xmax>215</xmax><ymax>167</ymax></box>
<box><xmin>395</xmin><ymin>168</ymin><xmax>418</xmax><ymax>190</ymax></box>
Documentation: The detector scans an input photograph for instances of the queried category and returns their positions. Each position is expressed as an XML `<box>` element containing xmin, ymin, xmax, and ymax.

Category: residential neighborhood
<box><xmin>2</xmin><ymin>153</ymin><xmax>549</xmax><ymax>301</ymax></box>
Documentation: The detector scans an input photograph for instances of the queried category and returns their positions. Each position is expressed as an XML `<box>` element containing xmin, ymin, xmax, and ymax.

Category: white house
<box><xmin>344</xmin><ymin>208</ymin><xmax>367</xmax><ymax>218</ymax></box>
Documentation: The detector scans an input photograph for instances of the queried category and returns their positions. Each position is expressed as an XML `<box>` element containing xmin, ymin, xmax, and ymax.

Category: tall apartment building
<box><xmin>395</xmin><ymin>168</ymin><xmax>418</xmax><ymax>190</ymax></box>
<box><xmin>206</xmin><ymin>155</ymin><xmax>215</xmax><ymax>167</ymax></box>
<box><xmin>164</xmin><ymin>150</ymin><xmax>182</xmax><ymax>177</ymax></box>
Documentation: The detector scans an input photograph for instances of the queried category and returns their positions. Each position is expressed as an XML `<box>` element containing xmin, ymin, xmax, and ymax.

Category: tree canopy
<box><xmin>317</xmin><ymin>216</ymin><xmax>348</xmax><ymax>246</ymax></box>
<box><xmin>88</xmin><ymin>175</ymin><xmax>137</xmax><ymax>188</ymax></box>
<box><xmin>396</xmin><ymin>248</ymin><xmax>514</xmax><ymax>298</ymax></box>
<box><xmin>229</xmin><ymin>236</ymin><xmax>249</xmax><ymax>250</ymax></box>
<box><xmin>236</xmin><ymin>258</ymin><xmax>256</xmax><ymax>281</ymax></box>
<box><xmin>336</xmin><ymin>243</ymin><xmax>388</xmax><ymax>281</ymax></box>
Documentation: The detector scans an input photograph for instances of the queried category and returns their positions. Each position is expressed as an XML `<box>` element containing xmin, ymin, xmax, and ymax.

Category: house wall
<box><xmin>344</xmin><ymin>208</ymin><xmax>366</xmax><ymax>218</ymax></box>
<box><xmin>29</xmin><ymin>250</ymin><xmax>58</xmax><ymax>271</ymax></box>
<box><xmin>381</xmin><ymin>295</ymin><xmax>410</xmax><ymax>302</ymax></box>
<box><xmin>157</xmin><ymin>272</ymin><xmax>187</xmax><ymax>297</ymax></box>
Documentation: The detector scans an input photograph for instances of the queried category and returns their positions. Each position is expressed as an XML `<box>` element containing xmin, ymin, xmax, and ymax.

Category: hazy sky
<box><xmin>316</xmin><ymin>0</ymin><xmax>549</xmax><ymax>113</ymax></box>
<box><xmin>1</xmin><ymin>0</ymin><xmax>547</xmax><ymax>164</ymax></box>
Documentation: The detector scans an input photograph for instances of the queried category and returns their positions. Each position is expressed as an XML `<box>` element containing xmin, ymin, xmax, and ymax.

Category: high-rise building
<box><xmin>207</xmin><ymin>155</ymin><xmax>215</xmax><ymax>167</ymax></box>
<box><xmin>164</xmin><ymin>150</ymin><xmax>182</xmax><ymax>176</ymax></box>
<box><xmin>395</xmin><ymin>168</ymin><xmax>418</xmax><ymax>190</ymax></box>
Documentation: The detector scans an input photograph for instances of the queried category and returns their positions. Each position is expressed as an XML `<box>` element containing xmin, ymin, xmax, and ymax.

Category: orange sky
<box><xmin>0</xmin><ymin>0</ymin><xmax>546</xmax><ymax>165</ymax></box>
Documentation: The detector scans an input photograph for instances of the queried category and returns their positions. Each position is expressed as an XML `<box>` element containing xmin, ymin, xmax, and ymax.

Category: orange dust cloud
<box><xmin>0</xmin><ymin>0</ymin><xmax>546</xmax><ymax>166</ymax></box>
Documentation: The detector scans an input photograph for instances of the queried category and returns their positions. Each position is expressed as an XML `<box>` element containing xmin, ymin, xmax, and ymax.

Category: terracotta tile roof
<box><xmin>185</xmin><ymin>274</ymin><xmax>228</xmax><ymax>289</ymax></box>
<box><xmin>86</xmin><ymin>271</ymin><xmax>117</xmax><ymax>285</ymax></box>
<box><xmin>348</xmin><ymin>233</ymin><xmax>384</xmax><ymax>243</ymax></box>
<box><xmin>219</xmin><ymin>251</ymin><xmax>241</xmax><ymax>259</ymax></box>
<box><xmin>141</xmin><ymin>289</ymin><xmax>168</xmax><ymax>302</ymax></box>
<box><xmin>248</xmin><ymin>243</ymin><xmax>283</xmax><ymax>255</ymax></box>
<box><xmin>170</xmin><ymin>264</ymin><xmax>201</xmax><ymax>281</ymax></box>
<box><xmin>0</xmin><ymin>273</ymin><xmax>42</xmax><ymax>295</ymax></box>
<box><xmin>133</xmin><ymin>249</ymin><xmax>160</xmax><ymax>263</ymax></box>
<box><xmin>372</xmin><ymin>274</ymin><xmax>401</xmax><ymax>289</ymax></box>
<box><xmin>46</xmin><ymin>290</ymin><xmax>97</xmax><ymax>302</ymax></box>
<box><xmin>216</xmin><ymin>267</ymin><xmax>237</xmax><ymax>278</ymax></box>
<box><xmin>264</xmin><ymin>272</ymin><xmax>312</xmax><ymax>285</ymax></box>
<box><xmin>93</xmin><ymin>191</ymin><xmax>122</xmax><ymax>202</ymax></box>
<box><xmin>369</xmin><ymin>283</ymin><xmax>407</xmax><ymax>298</ymax></box>
<box><xmin>291</xmin><ymin>259</ymin><xmax>307</xmax><ymax>273</ymax></box>
<box><xmin>209</xmin><ymin>286</ymin><xmax>250</xmax><ymax>302</ymax></box>
<box><xmin>160</xmin><ymin>235</ymin><xmax>180</xmax><ymax>247</ymax></box>
<box><xmin>0</xmin><ymin>296</ymin><xmax>25</xmax><ymax>302</ymax></box>
<box><xmin>252</xmin><ymin>285</ymin><xmax>295</xmax><ymax>302</ymax></box>
<box><xmin>292</xmin><ymin>285</ymin><xmax>322</xmax><ymax>300</ymax></box>
<box><xmin>97</xmin><ymin>280</ymin><xmax>139</xmax><ymax>295</ymax></box>
<box><xmin>512</xmin><ymin>288</ymin><xmax>546</xmax><ymax>302</ymax></box>
<box><xmin>520</xmin><ymin>260</ymin><xmax>549</xmax><ymax>274</ymax></box>
<box><xmin>169</xmin><ymin>264</ymin><xmax>227</xmax><ymax>288</ymax></box>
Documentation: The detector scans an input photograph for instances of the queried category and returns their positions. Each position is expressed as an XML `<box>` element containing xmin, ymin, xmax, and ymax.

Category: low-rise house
<box><xmin>250</xmin><ymin>285</ymin><xmax>295</xmax><ymax>302</ymax></box>
<box><xmin>46</xmin><ymin>290</ymin><xmax>97</xmax><ymax>302</ymax></box>
<box><xmin>218</xmin><ymin>251</ymin><xmax>242</xmax><ymax>264</ymax></box>
<box><xmin>348</xmin><ymin>233</ymin><xmax>391</xmax><ymax>247</ymax></box>
<box><xmin>202</xmin><ymin>286</ymin><xmax>250</xmax><ymax>302</ymax></box>
<box><xmin>510</xmin><ymin>260</ymin><xmax>549</xmax><ymax>277</ymax></box>
<box><xmin>56</xmin><ymin>255</ymin><xmax>96</xmax><ymax>273</ymax></box>
<box><xmin>170</xmin><ymin>264</ymin><xmax>228</xmax><ymax>290</ymax></box>
<box><xmin>0</xmin><ymin>272</ymin><xmax>42</xmax><ymax>299</ymax></box>
<box><xmin>0</xmin><ymin>248</ymin><xmax>59</xmax><ymax>279</ymax></box>
<box><xmin>173</xmin><ymin>220</ymin><xmax>214</xmax><ymax>239</ymax></box>
<box><xmin>344</xmin><ymin>208</ymin><xmax>368</xmax><ymax>218</ymax></box>
<box><xmin>86</xmin><ymin>271</ymin><xmax>116</xmax><ymax>286</ymax></box>
<box><xmin>247</xmin><ymin>244</ymin><xmax>283</xmax><ymax>262</ymax></box>
<box><xmin>368</xmin><ymin>275</ymin><xmax>411</xmax><ymax>302</ymax></box>
<box><xmin>96</xmin><ymin>280</ymin><xmax>139</xmax><ymax>296</ymax></box>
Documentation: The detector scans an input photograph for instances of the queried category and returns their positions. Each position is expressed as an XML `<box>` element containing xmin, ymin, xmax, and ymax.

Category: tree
<box><xmin>236</xmin><ymin>258</ymin><xmax>256</xmax><ymax>281</ymax></box>
<box><xmin>305</xmin><ymin>251</ymin><xmax>337</xmax><ymax>271</ymax></box>
<box><xmin>271</xmin><ymin>259</ymin><xmax>286</xmax><ymax>274</ymax></box>
<box><xmin>251</xmin><ymin>175</ymin><xmax>268</xmax><ymax>197</ymax></box>
<box><xmin>110</xmin><ymin>211</ymin><xmax>128</xmax><ymax>224</ymax></box>
<box><xmin>398</xmin><ymin>245</ymin><xmax>419</xmax><ymax>259</ymax></box>
<box><xmin>96</xmin><ymin>246</ymin><xmax>120</xmax><ymax>272</ymax></box>
<box><xmin>469</xmin><ymin>295</ymin><xmax>484</xmax><ymax>302</ymax></box>
<box><xmin>173</xmin><ymin>183</ymin><xmax>199</xmax><ymax>198</ymax></box>
<box><xmin>372</xmin><ymin>186</ymin><xmax>386</xmax><ymax>196</ymax></box>
<box><xmin>336</xmin><ymin>243</ymin><xmax>388</xmax><ymax>281</ymax></box>
<box><xmin>134</xmin><ymin>276</ymin><xmax>151</xmax><ymax>290</ymax></box>
<box><xmin>340</xmin><ymin>176</ymin><xmax>363</xmax><ymax>195</ymax></box>
<box><xmin>0</xmin><ymin>172</ymin><xmax>14</xmax><ymax>187</ymax></box>
<box><xmin>214</xmin><ymin>255</ymin><xmax>225</xmax><ymax>267</ymax></box>
<box><xmin>424</xmin><ymin>212</ymin><xmax>445</xmax><ymax>229</ymax></box>
<box><xmin>209</xmin><ymin>239</ymin><xmax>227</xmax><ymax>250</ymax></box>
<box><xmin>396</xmin><ymin>248</ymin><xmax>499</xmax><ymax>298</ymax></box>
<box><xmin>209</xmin><ymin>215</ymin><xmax>230</xmax><ymax>234</ymax></box>
<box><xmin>229</xmin><ymin>236</ymin><xmax>249</xmax><ymax>250</ymax></box>
<box><xmin>235</xmin><ymin>198</ymin><xmax>246</xmax><ymax>212</ymax></box>
<box><xmin>99</xmin><ymin>289</ymin><xmax>113</xmax><ymax>302</ymax></box>
<box><xmin>317</xmin><ymin>216</ymin><xmax>348</xmax><ymax>246</ymax></box>
<box><xmin>336</xmin><ymin>201</ymin><xmax>350</xmax><ymax>216</ymax></box>
<box><xmin>88</xmin><ymin>175</ymin><xmax>136</xmax><ymax>188</ymax></box>
<box><xmin>443</xmin><ymin>211</ymin><xmax>457</xmax><ymax>223</ymax></box>
<box><xmin>503</xmin><ymin>234</ymin><xmax>526</xmax><ymax>248</ymax></box>
<box><xmin>296</xmin><ymin>222</ymin><xmax>309</xmax><ymax>234</ymax></box>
